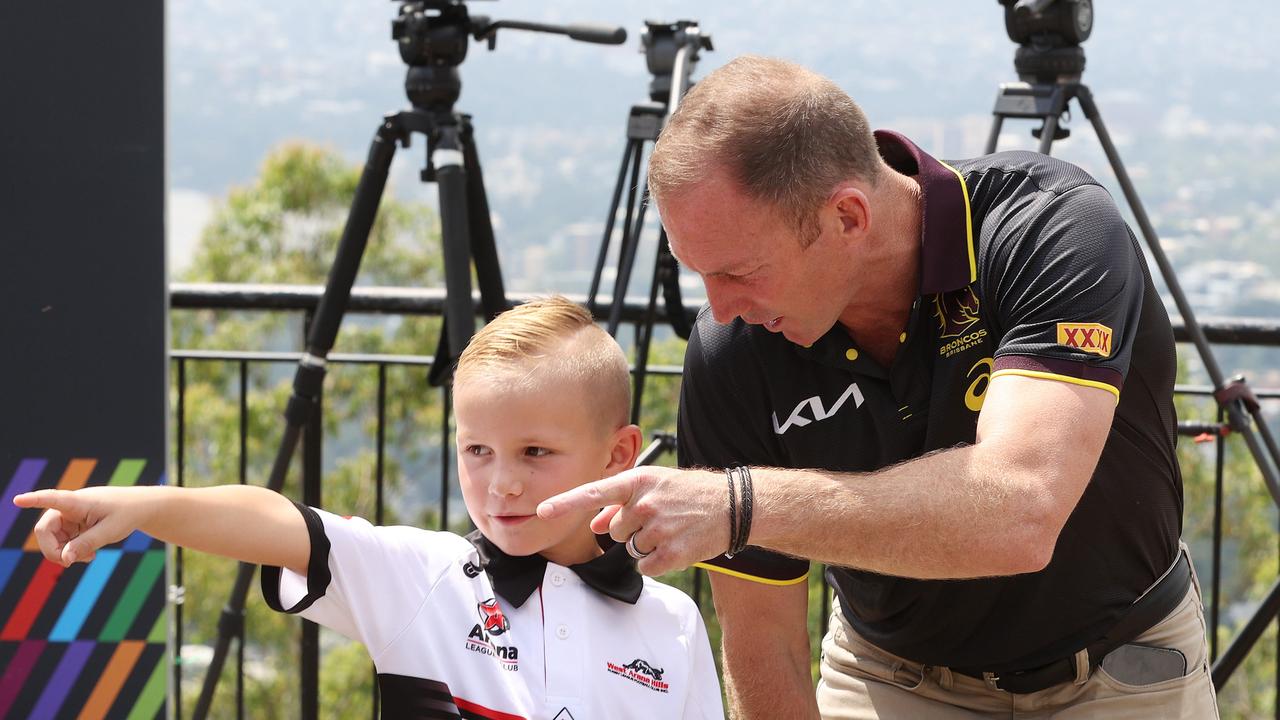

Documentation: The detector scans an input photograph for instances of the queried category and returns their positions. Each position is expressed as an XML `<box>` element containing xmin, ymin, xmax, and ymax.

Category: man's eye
<box><xmin>465</xmin><ymin>445</ymin><xmax>491</xmax><ymax>456</ymax></box>
<box><xmin>525</xmin><ymin>447</ymin><xmax>551</xmax><ymax>458</ymax></box>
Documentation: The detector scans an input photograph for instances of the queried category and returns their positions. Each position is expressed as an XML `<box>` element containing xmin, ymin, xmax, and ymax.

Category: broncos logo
<box><xmin>622</xmin><ymin>658</ymin><xmax>665</xmax><ymax>682</ymax></box>
<box><xmin>933</xmin><ymin>286</ymin><xmax>981</xmax><ymax>339</ymax></box>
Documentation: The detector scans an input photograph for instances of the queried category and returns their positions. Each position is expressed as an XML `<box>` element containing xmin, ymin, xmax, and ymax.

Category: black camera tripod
<box><xmin>189</xmin><ymin>3</ymin><xmax>624</xmax><ymax>718</ymax></box>
<box><xmin>586</xmin><ymin>19</ymin><xmax>712</xmax><ymax>424</ymax></box>
<box><xmin>989</xmin><ymin>0</ymin><xmax>1280</xmax><ymax>695</ymax></box>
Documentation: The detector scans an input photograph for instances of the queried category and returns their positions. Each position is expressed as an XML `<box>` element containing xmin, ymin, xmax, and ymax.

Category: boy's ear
<box><xmin>603</xmin><ymin>424</ymin><xmax>644</xmax><ymax>477</ymax></box>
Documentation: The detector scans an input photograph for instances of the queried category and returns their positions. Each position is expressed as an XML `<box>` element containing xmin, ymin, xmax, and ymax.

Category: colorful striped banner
<box><xmin>2</xmin><ymin>560</ymin><xmax>65</xmax><ymax>640</ymax></box>
<box><xmin>49</xmin><ymin>551</ymin><xmax>123</xmax><ymax>642</ymax></box>
<box><xmin>77</xmin><ymin>640</ymin><xmax>145</xmax><ymax>720</ymax></box>
<box><xmin>0</xmin><ymin>458</ymin><xmax>166</xmax><ymax>719</ymax></box>
<box><xmin>0</xmin><ymin>639</ymin><xmax>45</xmax><ymax>718</ymax></box>
<box><xmin>28</xmin><ymin>640</ymin><xmax>93</xmax><ymax>718</ymax></box>
<box><xmin>0</xmin><ymin>460</ymin><xmax>46</xmax><ymax>541</ymax></box>
<box><xmin>23</xmin><ymin>459</ymin><xmax>97</xmax><ymax>553</ymax></box>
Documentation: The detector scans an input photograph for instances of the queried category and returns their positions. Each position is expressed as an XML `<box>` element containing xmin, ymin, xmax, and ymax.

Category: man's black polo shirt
<box><xmin>676</xmin><ymin>130</ymin><xmax>1182</xmax><ymax>672</ymax></box>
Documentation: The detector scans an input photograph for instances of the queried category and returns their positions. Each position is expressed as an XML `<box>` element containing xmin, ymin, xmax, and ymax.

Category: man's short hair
<box><xmin>454</xmin><ymin>296</ymin><xmax>632</xmax><ymax>429</ymax></box>
<box><xmin>648</xmin><ymin>55</ymin><xmax>882</xmax><ymax>245</ymax></box>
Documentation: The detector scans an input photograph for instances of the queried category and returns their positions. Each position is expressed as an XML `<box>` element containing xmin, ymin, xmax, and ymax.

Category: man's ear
<box><xmin>829</xmin><ymin>185</ymin><xmax>871</xmax><ymax>238</ymax></box>
<box><xmin>603</xmin><ymin>424</ymin><xmax>644</xmax><ymax>477</ymax></box>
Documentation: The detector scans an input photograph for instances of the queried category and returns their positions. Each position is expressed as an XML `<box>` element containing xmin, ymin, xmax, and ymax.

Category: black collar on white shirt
<box><xmin>466</xmin><ymin>531</ymin><xmax>644</xmax><ymax>608</ymax></box>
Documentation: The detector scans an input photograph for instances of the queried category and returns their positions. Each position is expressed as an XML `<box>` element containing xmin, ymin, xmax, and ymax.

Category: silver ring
<box><xmin>625</xmin><ymin>532</ymin><xmax>652</xmax><ymax>560</ymax></box>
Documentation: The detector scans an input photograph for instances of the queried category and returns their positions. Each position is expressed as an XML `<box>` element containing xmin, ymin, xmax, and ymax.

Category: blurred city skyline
<box><xmin>169</xmin><ymin>0</ymin><xmax>1280</xmax><ymax>324</ymax></box>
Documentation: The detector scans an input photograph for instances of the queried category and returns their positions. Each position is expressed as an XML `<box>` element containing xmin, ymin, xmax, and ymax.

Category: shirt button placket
<box><xmin>542</xmin><ymin>565</ymin><xmax>584</xmax><ymax>719</ymax></box>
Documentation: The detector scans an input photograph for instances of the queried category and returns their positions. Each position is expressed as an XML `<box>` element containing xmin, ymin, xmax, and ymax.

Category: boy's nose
<box><xmin>488</xmin><ymin>470</ymin><xmax>524</xmax><ymax>498</ymax></box>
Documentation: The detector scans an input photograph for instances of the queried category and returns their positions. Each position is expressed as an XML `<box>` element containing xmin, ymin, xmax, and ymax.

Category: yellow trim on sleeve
<box><xmin>940</xmin><ymin>161</ymin><xmax>977</xmax><ymax>284</ymax></box>
<box><xmin>990</xmin><ymin>368</ymin><xmax>1121</xmax><ymax>404</ymax></box>
<box><xmin>692</xmin><ymin>562</ymin><xmax>810</xmax><ymax>586</ymax></box>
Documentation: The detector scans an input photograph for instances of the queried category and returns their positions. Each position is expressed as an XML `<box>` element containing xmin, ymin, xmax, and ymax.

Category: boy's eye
<box><xmin>464</xmin><ymin>445</ymin><xmax>491</xmax><ymax>457</ymax></box>
<box><xmin>524</xmin><ymin>447</ymin><xmax>551</xmax><ymax>458</ymax></box>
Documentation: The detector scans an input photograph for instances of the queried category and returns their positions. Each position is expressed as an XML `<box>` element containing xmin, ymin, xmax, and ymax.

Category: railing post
<box><xmin>237</xmin><ymin>360</ymin><xmax>249</xmax><ymax>719</ymax></box>
<box><xmin>174</xmin><ymin>358</ymin><xmax>186</xmax><ymax>720</ymax></box>
<box><xmin>1212</xmin><ymin>405</ymin><xmax>1224</xmax><ymax>662</ymax></box>
<box><xmin>301</xmin><ymin>312</ymin><xmax>321</xmax><ymax>720</ymax></box>
<box><xmin>441</xmin><ymin>383</ymin><xmax>452</xmax><ymax>531</ymax></box>
<box><xmin>373</xmin><ymin>363</ymin><xmax>387</xmax><ymax>720</ymax></box>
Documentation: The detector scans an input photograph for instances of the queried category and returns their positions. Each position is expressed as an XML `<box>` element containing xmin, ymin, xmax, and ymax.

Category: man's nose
<box><xmin>705</xmin><ymin>280</ymin><xmax>746</xmax><ymax>324</ymax></box>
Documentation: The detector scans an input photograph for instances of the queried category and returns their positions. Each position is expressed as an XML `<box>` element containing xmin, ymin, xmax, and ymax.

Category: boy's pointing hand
<box><xmin>537</xmin><ymin>466</ymin><xmax>729</xmax><ymax>576</ymax></box>
<box><xmin>12</xmin><ymin>488</ymin><xmax>137</xmax><ymax>567</ymax></box>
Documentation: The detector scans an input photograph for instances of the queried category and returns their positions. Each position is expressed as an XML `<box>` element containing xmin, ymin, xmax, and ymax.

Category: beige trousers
<box><xmin>816</xmin><ymin>570</ymin><xmax>1219</xmax><ymax>719</ymax></box>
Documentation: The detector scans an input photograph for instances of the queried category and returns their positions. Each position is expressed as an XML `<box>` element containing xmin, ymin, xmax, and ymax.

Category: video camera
<box><xmin>997</xmin><ymin>0</ymin><xmax>1093</xmax><ymax>83</ymax></box>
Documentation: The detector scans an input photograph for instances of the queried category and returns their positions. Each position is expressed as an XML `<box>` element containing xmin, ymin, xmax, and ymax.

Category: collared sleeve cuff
<box><xmin>992</xmin><ymin>354</ymin><xmax>1123</xmax><ymax>403</ymax></box>
<box><xmin>260</xmin><ymin>501</ymin><xmax>332</xmax><ymax>614</ymax></box>
<box><xmin>694</xmin><ymin>548</ymin><xmax>809</xmax><ymax>586</ymax></box>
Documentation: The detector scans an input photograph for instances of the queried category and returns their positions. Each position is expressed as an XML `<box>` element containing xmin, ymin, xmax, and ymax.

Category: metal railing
<box><xmin>169</xmin><ymin>283</ymin><xmax>1280</xmax><ymax>718</ymax></box>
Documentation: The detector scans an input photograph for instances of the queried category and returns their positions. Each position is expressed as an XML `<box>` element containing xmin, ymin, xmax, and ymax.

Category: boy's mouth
<box><xmin>491</xmin><ymin>514</ymin><xmax>534</xmax><ymax>526</ymax></box>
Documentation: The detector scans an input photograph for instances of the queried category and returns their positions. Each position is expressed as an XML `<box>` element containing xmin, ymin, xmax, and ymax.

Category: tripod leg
<box><xmin>192</xmin><ymin>119</ymin><xmax>401</xmax><ymax>720</ymax></box>
<box><xmin>589</xmin><ymin>138</ymin><xmax>642</xmax><ymax>314</ymax></box>
<box><xmin>985</xmin><ymin>113</ymin><xmax>1005</xmax><ymax>155</ymax></box>
<box><xmin>1037</xmin><ymin>113</ymin><xmax>1059</xmax><ymax>155</ymax></box>
<box><xmin>1075</xmin><ymin>86</ymin><xmax>1280</xmax><ymax>502</ymax></box>
<box><xmin>606</xmin><ymin>142</ymin><xmax>647</xmax><ymax>336</ymax></box>
<box><xmin>631</xmin><ymin>226</ymin><xmax>670</xmax><ymax>425</ymax></box>
<box><xmin>434</xmin><ymin>125</ymin><xmax>477</xmax><ymax>367</ymax></box>
<box><xmin>459</xmin><ymin>117</ymin><xmax>507</xmax><ymax>322</ymax></box>
<box><xmin>656</xmin><ymin>227</ymin><xmax>691</xmax><ymax>340</ymax></box>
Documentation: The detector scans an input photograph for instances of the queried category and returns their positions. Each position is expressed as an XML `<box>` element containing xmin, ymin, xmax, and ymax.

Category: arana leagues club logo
<box><xmin>934</xmin><ymin>286</ymin><xmax>988</xmax><ymax>358</ymax></box>
<box><xmin>466</xmin><ymin>598</ymin><xmax>519</xmax><ymax>670</ymax></box>
<box><xmin>607</xmin><ymin>658</ymin><xmax>670</xmax><ymax>693</ymax></box>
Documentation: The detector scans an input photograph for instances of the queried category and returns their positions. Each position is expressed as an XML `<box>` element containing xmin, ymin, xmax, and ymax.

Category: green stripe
<box><xmin>146</xmin><ymin>608</ymin><xmax>166</xmax><ymax>644</ymax></box>
<box><xmin>100</xmin><ymin>551</ymin><xmax>165</xmax><ymax>641</ymax></box>
<box><xmin>108</xmin><ymin>459</ymin><xmax>147</xmax><ymax>486</ymax></box>
<box><xmin>125</xmin><ymin>651</ymin><xmax>167</xmax><ymax>720</ymax></box>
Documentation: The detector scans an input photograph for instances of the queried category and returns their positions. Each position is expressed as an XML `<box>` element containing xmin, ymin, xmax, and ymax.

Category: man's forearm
<box><xmin>749</xmin><ymin>443</ymin><xmax>1063</xmax><ymax>579</ymax></box>
<box><xmin>721</xmin><ymin>634</ymin><xmax>817</xmax><ymax>719</ymax></box>
<box><xmin>134</xmin><ymin>485</ymin><xmax>310</xmax><ymax>570</ymax></box>
<box><xmin>743</xmin><ymin>368</ymin><xmax>1113</xmax><ymax>580</ymax></box>
<box><xmin>710</xmin><ymin>575</ymin><xmax>819</xmax><ymax>720</ymax></box>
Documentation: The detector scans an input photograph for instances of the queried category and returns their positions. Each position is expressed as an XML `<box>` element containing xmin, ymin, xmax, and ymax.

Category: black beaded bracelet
<box><xmin>735</xmin><ymin>466</ymin><xmax>753</xmax><ymax>556</ymax></box>
<box><xmin>724</xmin><ymin>467</ymin><xmax>740</xmax><ymax>558</ymax></box>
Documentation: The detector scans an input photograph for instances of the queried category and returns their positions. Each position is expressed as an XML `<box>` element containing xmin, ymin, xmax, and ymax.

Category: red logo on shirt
<box><xmin>1057</xmin><ymin>322</ymin><xmax>1113</xmax><ymax>357</ymax></box>
<box><xmin>467</xmin><ymin>598</ymin><xmax>519</xmax><ymax>670</ymax></box>
<box><xmin>478</xmin><ymin>598</ymin><xmax>510</xmax><ymax>636</ymax></box>
<box><xmin>607</xmin><ymin>658</ymin><xmax>670</xmax><ymax>693</ymax></box>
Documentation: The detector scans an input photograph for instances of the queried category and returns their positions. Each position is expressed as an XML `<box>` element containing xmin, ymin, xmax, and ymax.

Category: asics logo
<box><xmin>772</xmin><ymin>383</ymin><xmax>865</xmax><ymax>435</ymax></box>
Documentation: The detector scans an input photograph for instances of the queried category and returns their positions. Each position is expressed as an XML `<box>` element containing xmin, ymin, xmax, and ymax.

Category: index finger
<box><xmin>537</xmin><ymin>475</ymin><xmax>636</xmax><ymax>519</ymax></box>
<box><xmin>12</xmin><ymin>489</ymin><xmax>74</xmax><ymax>511</ymax></box>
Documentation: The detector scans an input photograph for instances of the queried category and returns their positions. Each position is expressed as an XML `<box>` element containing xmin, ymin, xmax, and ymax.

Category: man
<box><xmin>538</xmin><ymin>56</ymin><xmax>1217</xmax><ymax>718</ymax></box>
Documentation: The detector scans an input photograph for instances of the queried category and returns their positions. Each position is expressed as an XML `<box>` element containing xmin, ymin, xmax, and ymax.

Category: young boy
<box><xmin>14</xmin><ymin>297</ymin><xmax>725</xmax><ymax>720</ymax></box>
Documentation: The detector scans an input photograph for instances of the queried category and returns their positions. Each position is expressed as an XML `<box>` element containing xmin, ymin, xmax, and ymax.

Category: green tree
<box><xmin>1176</xmin><ymin>358</ymin><xmax>1280</xmax><ymax>719</ymax></box>
<box><xmin>172</xmin><ymin>143</ymin><xmax>451</xmax><ymax>717</ymax></box>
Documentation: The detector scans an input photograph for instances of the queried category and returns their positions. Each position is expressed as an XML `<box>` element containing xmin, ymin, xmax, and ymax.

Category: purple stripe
<box><xmin>0</xmin><ymin>459</ymin><xmax>47</xmax><ymax>541</ymax></box>
<box><xmin>0</xmin><ymin>639</ymin><xmax>47</xmax><ymax>718</ymax></box>
<box><xmin>994</xmin><ymin>354</ymin><xmax>1124</xmax><ymax>391</ymax></box>
<box><xmin>28</xmin><ymin>640</ymin><xmax>94</xmax><ymax>719</ymax></box>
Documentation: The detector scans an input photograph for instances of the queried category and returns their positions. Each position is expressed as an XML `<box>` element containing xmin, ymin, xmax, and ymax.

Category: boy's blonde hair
<box><xmin>454</xmin><ymin>296</ymin><xmax>632</xmax><ymax>429</ymax></box>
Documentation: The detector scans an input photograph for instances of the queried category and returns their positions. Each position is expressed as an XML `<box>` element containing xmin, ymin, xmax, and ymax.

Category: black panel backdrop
<box><xmin>0</xmin><ymin>2</ymin><xmax>168</xmax><ymax>718</ymax></box>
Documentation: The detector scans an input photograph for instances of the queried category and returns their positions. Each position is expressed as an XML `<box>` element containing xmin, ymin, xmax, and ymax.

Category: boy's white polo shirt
<box><xmin>261</xmin><ymin>504</ymin><xmax>724</xmax><ymax>720</ymax></box>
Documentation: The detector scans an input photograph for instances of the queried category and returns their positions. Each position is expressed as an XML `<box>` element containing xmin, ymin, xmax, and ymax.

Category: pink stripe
<box><xmin>0</xmin><ymin>639</ymin><xmax>47</xmax><ymax>718</ymax></box>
